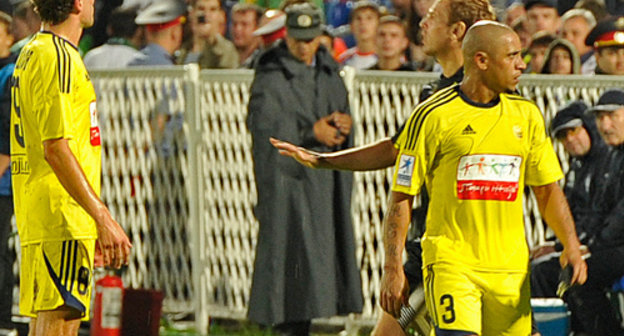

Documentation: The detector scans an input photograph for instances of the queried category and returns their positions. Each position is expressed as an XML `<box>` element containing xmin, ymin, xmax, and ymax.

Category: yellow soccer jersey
<box><xmin>392</xmin><ymin>85</ymin><xmax>563</xmax><ymax>272</ymax></box>
<box><xmin>10</xmin><ymin>32</ymin><xmax>101</xmax><ymax>244</ymax></box>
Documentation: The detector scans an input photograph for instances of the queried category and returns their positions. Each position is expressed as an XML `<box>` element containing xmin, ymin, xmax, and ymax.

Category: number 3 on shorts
<box><xmin>440</xmin><ymin>294</ymin><xmax>456</xmax><ymax>323</ymax></box>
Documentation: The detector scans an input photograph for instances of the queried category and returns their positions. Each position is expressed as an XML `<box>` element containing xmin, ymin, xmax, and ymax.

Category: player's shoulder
<box><xmin>413</xmin><ymin>84</ymin><xmax>461</xmax><ymax>118</ymax></box>
<box><xmin>26</xmin><ymin>32</ymin><xmax>78</xmax><ymax>63</ymax></box>
<box><xmin>402</xmin><ymin>85</ymin><xmax>460</xmax><ymax>134</ymax></box>
<box><xmin>502</xmin><ymin>92</ymin><xmax>539</xmax><ymax>109</ymax></box>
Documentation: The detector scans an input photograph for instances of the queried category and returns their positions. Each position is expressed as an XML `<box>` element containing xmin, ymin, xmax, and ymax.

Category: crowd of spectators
<box><xmin>2</xmin><ymin>0</ymin><xmax>623</xmax><ymax>75</ymax></box>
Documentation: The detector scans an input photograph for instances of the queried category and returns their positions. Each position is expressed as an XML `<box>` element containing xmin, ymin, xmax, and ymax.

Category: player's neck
<box><xmin>436</xmin><ymin>47</ymin><xmax>463</xmax><ymax>78</ymax></box>
<box><xmin>43</xmin><ymin>19</ymin><xmax>83</xmax><ymax>46</ymax></box>
<box><xmin>460</xmin><ymin>73</ymin><xmax>499</xmax><ymax>104</ymax></box>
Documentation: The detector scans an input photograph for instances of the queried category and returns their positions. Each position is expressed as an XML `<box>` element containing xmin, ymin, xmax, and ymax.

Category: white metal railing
<box><xmin>8</xmin><ymin>68</ymin><xmax>621</xmax><ymax>334</ymax></box>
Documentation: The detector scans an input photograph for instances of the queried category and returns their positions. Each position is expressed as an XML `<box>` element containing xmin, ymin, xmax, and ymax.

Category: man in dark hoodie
<box><xmin>532</xmin><ymin>95</ymin><xmax>624</xmax><ymax>336</ymax></box>
<box><xmin>245</xmin><ymin>3</ymin><xmax>362</xmax><ymax>335</ymax></box>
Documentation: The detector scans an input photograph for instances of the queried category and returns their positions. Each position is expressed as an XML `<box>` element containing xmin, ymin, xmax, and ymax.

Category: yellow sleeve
<box><xmin>391</xmin><ymin>107</ymin><xmax>440</xmax><ymax>195</ymax></box>
<box><xmin>525</xmin><ymin>105</ymin><xmax>563</xmax><ymax>186</ymax></box>
<box><xmin>34</xmin><ymin>45</ymin><xmax>74</xmax><ymax>142</ymax></box>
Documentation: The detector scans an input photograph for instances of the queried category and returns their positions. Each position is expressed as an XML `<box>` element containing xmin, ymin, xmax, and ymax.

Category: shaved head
<box><xmin>460</xmin><ymin>20</ymin><xmax>525</xmax><ymax>96</ymax></box>
<box><xmin>462</xmin><ymin>20</ymin><xmax>516</xmax><ymax>69</ymax></box>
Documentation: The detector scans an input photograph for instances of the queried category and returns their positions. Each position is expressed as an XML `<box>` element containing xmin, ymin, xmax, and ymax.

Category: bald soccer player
<box><xmin>378</xmin><ymin>21</ymin><xmax>586</xmax><ymax>335</ymax></box>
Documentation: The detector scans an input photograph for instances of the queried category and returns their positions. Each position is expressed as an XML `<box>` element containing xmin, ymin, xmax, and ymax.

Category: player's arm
<box><xmin>43</xmin><ymin>138</ymin><xmax>131</xmax><ymax>268</ymax></box>
<box><xmin>270</xmin><ymin>137</ymin><xmax>398</xmax><ymax>171</ymax></box>
<box><xmin>380</xmin><ymin>190</ymin><xmax>413</xmax><ymax>317</ymax></box>
<box><xmin>532</xmin><ymin>182</ymin><xmax>587</xmax><ymax>285</ymax></box>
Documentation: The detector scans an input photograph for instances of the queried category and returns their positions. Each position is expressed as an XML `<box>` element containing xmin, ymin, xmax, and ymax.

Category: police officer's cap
<box><xmin>285</xmin><ymin>3</ymin><xmax>323</xmax><ymax>41</ymax></box>
<box><xmin>585</xmin><ymin>17</ymin><xmax>624</xmax><ymax>48</ymax></box>
<box><xmin>550</xmin><ymin>101</ymin><xmax>588</xmax><ymax>138</ymax></box>
<box><xmin>523</xmin><ymin>0</ymin><xmax>557</xmax><ymax>11</ymax></box>
<box><xmin>136</xmin><ymin>0</ymin><xmax>187</xmax><ymax>31</ymax></box>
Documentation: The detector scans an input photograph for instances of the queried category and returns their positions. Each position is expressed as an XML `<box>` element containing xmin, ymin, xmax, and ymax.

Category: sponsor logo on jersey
<box><xmin>462</xmin><ymin>124</ymin><xmax>476</xmax><ymax>135</ymax></box>
<box><xmin>10</xmin><ymin>155</ymin><xmax>30</xmax><ymax>175</ymax></box>
<box><xmin>89</xmin><ymin>101</ymin><xmax>100</xmax><ymax>146</ymax></box>
<box><xmin>397</xmin><ymin>154</ymin><xmax>415</xmax><ymax>187</ymax></box>
<box><xmin>456</xmin><ymin>154</ymin><xmax>522</xmax><ymax>201</ymax></box>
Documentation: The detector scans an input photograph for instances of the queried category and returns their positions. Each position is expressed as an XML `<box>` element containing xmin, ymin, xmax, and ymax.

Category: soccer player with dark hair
<box><xmin>10</xmin><ymin>0</ymin><xmax>131</xmax><ymax>335</ymax></box>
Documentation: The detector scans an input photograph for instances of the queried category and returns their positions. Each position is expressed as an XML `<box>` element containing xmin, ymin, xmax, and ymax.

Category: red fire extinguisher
<box><xmin>91</xmin><ymin>275</ymin><xmax>124</xmax><ymax>336</ymax></box>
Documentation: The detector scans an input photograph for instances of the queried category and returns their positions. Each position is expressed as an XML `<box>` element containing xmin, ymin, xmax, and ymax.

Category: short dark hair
<box><xmin>109</xmin><ymin>7</ymin><xmax>138</xmax><ymax>39</ymax></box>
<box><xmin>31</xmin><ymin>0</ymin><xmax>74</xmax><ymax>25</ymax></box>
<box><xmin>528</xmin><ymin>31</ymin><xmax>556</xmax><ymax>49</ymax></box>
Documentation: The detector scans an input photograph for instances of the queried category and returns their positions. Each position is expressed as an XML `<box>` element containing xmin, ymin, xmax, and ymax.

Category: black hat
<box><xmin>589</xmin><ymin>89</ymin><xmax>624</xmax><ymax>114</ymax></box>
<box><xmin>550</xmin><ymin>101</ymin><xmax>588</xmax><ymax>138</ymax></box>
<box><xmin>523</xmin><ymin>0</ymin><xmax>557</xmax><ymax>11</ymax></box>
<box><xmin>585</xmin><ymin>16</ymin><xmax>624</xmax><ymax>48</ymax></box>
<box><xmin>285</xmin><ymin>3</ymin><xmax>323</xmax><ymax>40</ymax></box>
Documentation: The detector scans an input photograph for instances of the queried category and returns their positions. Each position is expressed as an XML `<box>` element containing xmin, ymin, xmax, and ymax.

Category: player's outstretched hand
<box><xmin>96</xmin><ymin>211</ymin><xmax>132</xmax><ymax>269</ymax></box>
<box><xmin>560</xmin><ymin>245</ymin><xmax>588</xmax><ymax>286</ymax></box>
<box><xmin>270</xmin><ymin>137</ymin><xmax>323</xmax><ymax>168</ymax></box>
<box><xmin>380</xmin><ymin>266</ymin><xmax>409</xmax><ymax>318</ymax></box>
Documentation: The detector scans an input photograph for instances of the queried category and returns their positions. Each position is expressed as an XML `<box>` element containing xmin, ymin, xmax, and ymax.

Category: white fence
<box><xmin>9</xmin><ymin>67</ymin><xmax>623</xmax><ymax>334</ymax></box>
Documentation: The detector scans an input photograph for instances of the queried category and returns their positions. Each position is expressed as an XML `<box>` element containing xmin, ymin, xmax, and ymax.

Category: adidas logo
<box><xmin>462</xmin><ymin>125</ymin><xmax>476</xmax><ymax>135</ymax></box>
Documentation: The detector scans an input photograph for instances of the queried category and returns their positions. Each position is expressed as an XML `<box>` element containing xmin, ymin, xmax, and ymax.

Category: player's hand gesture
<box><xmin>560</xmin><ymin>245</ymin><xmax>588</xmax><ymax>286</ymax></box>
<box><xmin>270</xmin><ymin>137</ymin><xmax>323</xmax><ymax>168</ymax></box>
<box><xmin>380</xmin><ymin>266</ymin><xmax>409</xmax><ymax>317</ymax></box>
<box><xmin>95</xmin><ymin>211</ymin><xmax>132</xmax><ymax>269</ymax></box>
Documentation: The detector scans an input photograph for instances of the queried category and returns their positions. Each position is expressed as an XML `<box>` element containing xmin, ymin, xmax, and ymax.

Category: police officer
<box><xmin>246</xmin><ymin>3</ymin><xmax>362</xmax><ymax>335</ymax></box>
<box><xmin>128</xmin><ymin>0</ymin><xmax>186</xmax><ymax>66</ymax></box>
<box><xmin>585</xmin><ymin>16</ymin><xmax>624</xmax><ymax>75</ymax></box>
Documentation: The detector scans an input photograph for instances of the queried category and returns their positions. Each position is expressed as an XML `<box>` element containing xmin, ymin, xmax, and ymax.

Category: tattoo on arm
<box><xmin>384</xmin><ymin>204</ymin><xmax>403</xmax><ymax>259</ymax></box>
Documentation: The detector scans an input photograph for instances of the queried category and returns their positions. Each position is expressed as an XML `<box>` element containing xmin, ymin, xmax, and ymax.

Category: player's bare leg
<box><xmin>28</xmin><ymin>318</ymin><xmax>35</xmax><ymax>336</ymax></box>
<box><xmin>31</xmin><ymin>306</ymin><xmax>81</xmax><ymax>336</ymax></box>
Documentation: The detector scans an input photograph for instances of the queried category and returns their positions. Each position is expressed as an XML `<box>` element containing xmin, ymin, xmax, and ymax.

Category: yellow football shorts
<box><xmin>20</xmin><ymin>239</ymin><xmax>95</xmax><ymax>320</ymax></box>
<box><xmin>423</xmin><ymin>262</ymin><xmax>531</xmax><ymax>336</ymax></box>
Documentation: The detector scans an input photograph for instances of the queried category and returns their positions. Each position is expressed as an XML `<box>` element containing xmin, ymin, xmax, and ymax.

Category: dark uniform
<box><xmin>246</xmin><ymin>4</ymin><xmax>362</xmax><ymax>334</ymax></box>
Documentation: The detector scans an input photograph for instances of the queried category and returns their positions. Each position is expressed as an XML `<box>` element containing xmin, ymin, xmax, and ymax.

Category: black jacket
<box><xmin>246</xmin><ymin>41</ymin><xmax>363</xmax><ymax>325</ymax></box>
<box><xmin>587</xmin><ymin>143</ymin><xmax>624</xmax><ymax>250</ymax></box>
<box><xmin>561</xmin><ymin>113</ymin><xmax>611</xmax><ymax>247</ymax></box>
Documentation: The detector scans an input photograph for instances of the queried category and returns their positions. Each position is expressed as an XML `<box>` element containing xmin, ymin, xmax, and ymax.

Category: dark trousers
<box><xmin>273</xmin><ymin>320</ymin><xmax>311</xmax><ymax>336</ymax></box>
<box><xmin>0</xmin><ymin>196</ymin><xmax>13</xmax><ymax>327</ymax></box>
<box><xmin>531</xmin><ymin>248</ymin><xmax>624</xmax><ymax>336</ymax></box>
